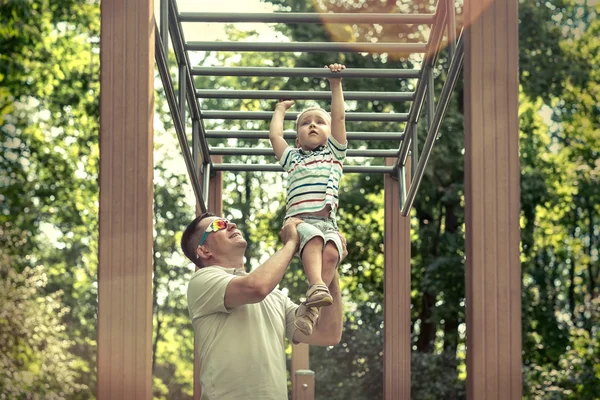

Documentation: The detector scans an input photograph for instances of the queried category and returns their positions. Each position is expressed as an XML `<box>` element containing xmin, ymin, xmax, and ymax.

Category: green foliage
<box><xmin>1</xmin><ymin>0</ymin><xmax>100</xmax><ymax>397</ymax></box>
<box><xmin>0</xmin><ymin>257</ymin><xmax>86</xmax><ymax>398</ymax></box>
<box><xmin>1</xmin><ymin>0</ymin><xmax>598</xmax><ymax>398</ymax></box>
<box><xmin>151</xmin><ymin>153</ymin><xmax>196</xmax><ymax>400</ymax></box>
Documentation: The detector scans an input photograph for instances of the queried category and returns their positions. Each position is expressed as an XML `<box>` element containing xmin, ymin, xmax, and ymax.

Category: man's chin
<box><xmin>234</xmin><ymin>238</ymin><xmax>248</xmax><ymax>247</ymax></box>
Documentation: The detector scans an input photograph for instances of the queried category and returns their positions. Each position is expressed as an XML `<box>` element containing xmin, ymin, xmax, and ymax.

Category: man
<box><xmin>181</xmin><ymin>212</ymin><xmax>345</xmax><ymax>400</ymax></box>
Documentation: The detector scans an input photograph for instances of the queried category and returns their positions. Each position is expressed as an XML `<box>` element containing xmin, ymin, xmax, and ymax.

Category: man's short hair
<box><xmin>295</xmin><ymin>106</ymin><xmax>331</xmax><ymax>132</ymax></box>
<box><xmin>181</xmin><ymin>212</ymin><xmax>216</xmax><ymax>268</ymax></box>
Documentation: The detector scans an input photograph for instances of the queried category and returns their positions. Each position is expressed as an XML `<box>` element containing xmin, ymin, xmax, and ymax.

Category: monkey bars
<box><xmin>155</xmin><ymin>0</ymin><xmax>464</xmax><ymax>217</ymax></box>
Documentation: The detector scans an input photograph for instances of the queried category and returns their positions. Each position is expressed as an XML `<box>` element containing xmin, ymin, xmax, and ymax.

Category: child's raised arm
<box><xmin>269</xmin><ymin>100</ymin><xmax>294</xmax><ymax>160</ymax></box>
<box><xmin>326</xmin><ymin>63</ymin><xmax>347</xmax><ymax>145</ymax></box>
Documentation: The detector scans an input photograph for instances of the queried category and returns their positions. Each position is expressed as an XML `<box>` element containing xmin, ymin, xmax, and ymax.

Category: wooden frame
<box><xmin>384</xmin><ymin>159</ymin><xmax>412</xmax><ymax>399</ymax></box>
<box><xmin>464</xmin><ymin>0</ymin><xmax>522</xmax><ymax>398</ymax></box>
<box><xmin>97</xmin><ymin>0</ymin><xmax>155</xmax><ymax>398</ymax></box>
<box><xmin>97</xmin><ymin>0</ymin><xmax>522</xmax><ymax>397</ymax></box>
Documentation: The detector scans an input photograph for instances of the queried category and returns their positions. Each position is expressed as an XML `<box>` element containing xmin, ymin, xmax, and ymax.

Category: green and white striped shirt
<box><xmin>279</xmin><ymin>136</ymin><xmax>347</xmax><ymax>218</ymax></box>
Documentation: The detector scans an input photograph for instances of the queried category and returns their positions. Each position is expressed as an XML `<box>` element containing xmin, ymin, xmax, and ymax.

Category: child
<box><xmin>269</xmin><ymin>63</ymin><xmax>347</xmax><ymax>336</ymax></box>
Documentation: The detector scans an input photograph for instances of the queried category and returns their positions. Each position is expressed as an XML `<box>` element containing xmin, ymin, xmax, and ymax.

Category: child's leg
<box><xmin>296</xmin><ymin>242</ymin><xmax>339</xmax><ymax>335</ymax></box>
<box><xmin>321</xmin><ymin>241</ymin><xmax>340</xmax><ymax>286</ymax></box>
<box><xmin>301</xmin><ymin>236</ymin><xmax>333</xmax><ymax>308</ymax></box>
<box><xmin>301</xmin><ymin>236</ymin><xmax>325</xmax><ymax>286</ymax></box>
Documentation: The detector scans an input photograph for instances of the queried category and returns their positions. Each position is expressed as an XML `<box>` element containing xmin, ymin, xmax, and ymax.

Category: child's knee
<box><xmin>305</xmin><ymin>236</ymin><xmax>325</xmax><ymax>249</ymax></box>
<box><xmin>322</xmin><ymin>242</ymin><xmax>340</xmax><ymax>267</ymax></box>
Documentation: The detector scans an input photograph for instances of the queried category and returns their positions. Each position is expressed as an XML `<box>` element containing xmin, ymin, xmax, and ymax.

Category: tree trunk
<box><xmin>152</xmin><ymin>246</ymin><xmax>161</xmax><ymax>372</ymax></box>
<box><xmin>568</xmin><ymin>248</ymin><xmax>576</xmax><ymax>319</ymax></box>
<box><xmin>415</xmin><ymin>204</ymin><xmax>442</xmax><ymax>353</ymax></box>
<box><xmin>442</xmin><ymin>200</ymin><xmax>460</xmax><ymax>357</ymax></box>
<box><xmin>588</xmin><ymin>206</ymin><xmax>596</xmax><ymax>300</ymax></box>
<box><xmin>416</xmin><ymin>292</ymin><xmax>437</xmax><ymax>353</ymax></box>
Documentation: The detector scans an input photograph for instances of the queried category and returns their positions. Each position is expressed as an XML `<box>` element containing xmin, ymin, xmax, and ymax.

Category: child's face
<box><xmin>295</xmin><ymin>110</ymin><xmax>331</xmax><ymax>151</ymax></box>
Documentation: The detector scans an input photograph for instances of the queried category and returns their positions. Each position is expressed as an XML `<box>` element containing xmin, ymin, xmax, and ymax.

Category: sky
<box><xmin>155</xmin><ymin>0</ymin><xmax>279</xmax><ymax>45</ymax></box>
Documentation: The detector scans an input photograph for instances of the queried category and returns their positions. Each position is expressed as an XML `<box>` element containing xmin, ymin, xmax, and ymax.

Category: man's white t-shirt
<box><xmin>187</xmin><ymin>266</ymin><xmax>299</xmax><ymax>400</ymax></box>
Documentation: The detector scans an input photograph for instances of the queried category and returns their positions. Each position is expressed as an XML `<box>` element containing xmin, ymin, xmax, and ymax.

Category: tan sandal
<box><xmin>305</xmin><ymin>284</ymin><xmax>333</xmax><ymax>308</ymax></box>
<box><xmin>295</xmin><ymin>303</ymin><xmax>319</xmax><ymax>336</ymax></box>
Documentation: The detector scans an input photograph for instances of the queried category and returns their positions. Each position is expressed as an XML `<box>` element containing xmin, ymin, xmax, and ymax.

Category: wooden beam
<box><xmin>293</xmin><ymin>370</ymin><xmax>315</xmax><ymax>400</ymax></box>
<box><xmin>464</xmin><ymin>0</ymin><xmax>522</xmax><ymax>398</ymax></box>
<box><xmin>97</xmin><ymin>0</ymin><xmax>154</xmax><ymax>398</ymax></box>
<box><xmin>383</xmin><ymin>159</ymin><xmax>411</xmax><ymax>400</ymax></box>
<box><xmin>194</xmin><ymin>156</ymin><xmax>223</xmax><ymax>400</ymax></box>
<box><xmin>292</xmin><ymin>343</ymin><xmax>310</xmax><ymax>399</ymax></box>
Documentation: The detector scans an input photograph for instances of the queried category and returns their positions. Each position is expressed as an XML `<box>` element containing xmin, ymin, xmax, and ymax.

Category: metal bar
<box><xmin>179</xmin><ymin>64</ymin><xmax>186</xmax><ymax>123</ymax></box>
<box><xmin>192</xmin><ymin>66</ymin><xmax>420</xmax><ymax>79</ymax></box>
<box><xmin>205</xmin><ymin>130</ymin><xmax>405</xmax><ymax>141</ymax></box>
<box><xmin>167</xmin><ymin>0</ymin><xmax>212</xmax><ymax>167</ymax></box>
<box><xmin>447</xmin><ymin>0</ymin><xmax>457</xmax><ymax>61</ymax></box>
<box><xmin>202</xmin><ymin>162</ymin><xmax>211</xmax><ymax>206</ymax></box>
<box><xmin>410</xmin><ymin>122</ymin><xmax>418</xmax><ymax>178</ymax></box>
<box><xmin>160</xmin><ymin>0</ymin><xmax>169</xmax><ymax>57</ymax></box>
<box><xmin>196</xmin><ymin>89</ymin><xmax>415</xmax><ymax>102</ymax></box>
<box><xmin>427</xmin><ymin>68</ymin><xmax>435</xmax><ymax>131</ymax></box>
<box><xmin>187</xmin><ymin>41</ymin><xmax>427</xmax><ymax>54</ymax></box>
<box><xmin>396</xmin><ymin>0</ymin><xmax>447</xmax><ymax>168</ymax></box>
<box><xmin>179</xmin><ymin>12</ymin><xmax>435</xmax><ymax>24</ymax></box>
<box><xmin>400</xmin><ymin>165</ymin><xmax>407</xmax><ymax>207</ymax></box>
<box><xmin>155</xmin><ymin>21</ymin><xmax>206</xmax><ymax>212</ymax></box>
<box><xmin>209</xmin><ymin>147</ymin><xmax>399</xmax><ymax>158</ymax></box>
<box><xmin>401</xmin><ymin>31</ymin><xmax>464</xmax><ymax>216</ymax></box>
<box><xmin>192</xmin><ymin>119</ymin><xmax>200</xmax><ymax>168</ymax></box>
<box><xmin>201</xmin><ymin>111</ymin><xmax>409</xmax><ymax>122</ymax></box>
<box><xmin>212</xmin><ymin>164</ymin><xmax>395</xmax><ymax>173</ymax></box>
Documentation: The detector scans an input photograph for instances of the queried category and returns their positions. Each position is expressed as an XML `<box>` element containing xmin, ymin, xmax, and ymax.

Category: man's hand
<box><xmin>338</xmin><ymin>231</ymin><xmax>348</xmax><ymax>261</ymax></box>
<box><xmin>325</xmin><ymin>63</ymin><xmax>346</xmax><ymax>84</ymax></box>
<box><xmin>279</xmin><ymin>217</ymin><xmax>303</xmax><ymax>250</ymax></box>
<box><xmin>275</xmin><ymin>99</ymin><xmax>295</xmax><ymax>111</ymax></box>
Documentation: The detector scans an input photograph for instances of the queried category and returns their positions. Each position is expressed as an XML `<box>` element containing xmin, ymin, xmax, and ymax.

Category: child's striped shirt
<box><xmin>279</xmin><ymin>136</ymin><xmax>347</xmax><ymax>218</ymax></box>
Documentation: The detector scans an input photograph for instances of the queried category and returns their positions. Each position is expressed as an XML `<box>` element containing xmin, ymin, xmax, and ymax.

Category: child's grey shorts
<box><xmin>294</xmin><ymin>216</ymin><xmax>343</xmax><ymax>264</ymax></box>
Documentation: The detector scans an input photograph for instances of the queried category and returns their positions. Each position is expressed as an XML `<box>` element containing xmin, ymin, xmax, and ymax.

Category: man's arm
<box><xmin>293</xmin><ymin>271</ymin><xmax>343</xmax><ymax>346</ymax></box>
<box><xmin>269</xmin><ymin>100</ymin><xmax>294</xmax><ymax>160</ymax></box>
<box><xmin>224</xmin><ymin>218</ymin><xmax>301</xmax><ymax>308</ymax></box>
<box><xmin>327</xmin><ymin>64</ymin><xmax>347</xmax><ymax>146</ymax></box>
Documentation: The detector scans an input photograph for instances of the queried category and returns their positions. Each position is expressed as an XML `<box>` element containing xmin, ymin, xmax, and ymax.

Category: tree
<box><xmin>1</xmin><ymin>1</ymin><xmax>101</xmax><ymax>396</ymax></box>
<box><xmin>0</xmin><ymin>253</ymin><xmax>86</xmax><ymax>398</ymax></box>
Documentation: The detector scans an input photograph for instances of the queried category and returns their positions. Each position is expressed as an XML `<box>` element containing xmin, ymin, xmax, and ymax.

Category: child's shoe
<box><xmin>294</xmin><ymin>302</ymin><xmax>319</xmax><ymax>336</ymax></box>
<box><xmin>305</xmin><ymin>283</ymin><xmax>333</xmax><ymax>308</ymax></box>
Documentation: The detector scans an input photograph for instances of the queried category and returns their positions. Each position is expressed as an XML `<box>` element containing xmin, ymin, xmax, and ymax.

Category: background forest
<box><xmin>1</xmin><ymin>0</ymin><xmax>598</xmax><ymax>399</ymax></box>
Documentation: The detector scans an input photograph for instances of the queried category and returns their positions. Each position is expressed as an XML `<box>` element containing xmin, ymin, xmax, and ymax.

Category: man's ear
<box><xmin>197</xmin><ymin>245</ymin><xmax>211</xmax><ymax>262</ymax></box>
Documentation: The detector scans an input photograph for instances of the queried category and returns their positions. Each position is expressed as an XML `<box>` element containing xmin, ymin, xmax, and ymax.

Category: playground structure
<box><xmin>97</xmin><ymin>0</ymin><xmax>521</xmax><ymax>398</ymax></box>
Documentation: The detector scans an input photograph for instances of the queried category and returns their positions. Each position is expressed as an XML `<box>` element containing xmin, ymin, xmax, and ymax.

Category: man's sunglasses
<box><xmin>198</xmin><ymin>219</ymin><xmax>230</xmax><ymax>246</ymax></box>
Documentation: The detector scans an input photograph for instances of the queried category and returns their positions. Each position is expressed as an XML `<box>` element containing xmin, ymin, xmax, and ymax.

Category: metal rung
<box><xmin>179</xmin><ymin>12</ymin><xmax>435</xmax><ymax>24</ymax></box>
<box><xmin>187</xmin><ymin>41</ymin><xmax>427</xmax><ymax>53</ymax></box>
<box><xmin>201</xmin><ymin>111</ymin><xmax>409</xmax><ymax>122</ymax></box>
<box><xmin>212</xmin><ymin>164</ymin><xmax>395</xmax><ymax>173</ymax></box>
<box><xmin>209</xmin><ymin>147</ymin><xmax>399</xmax><ymax>157</ymax></box>
<box><xmin>192</xmin><ymin>67</ymin><xmax>420</xmax><ymax>79</ymax></box>
<box><xmin>196</xmin><ymin>90</ymin><xmax>414</xmax><ymax>102</ymax></box>
<box><xmin>205</xmin><ymin>130</ymin><xmax>405</xmax><ymax>141</ymax></box>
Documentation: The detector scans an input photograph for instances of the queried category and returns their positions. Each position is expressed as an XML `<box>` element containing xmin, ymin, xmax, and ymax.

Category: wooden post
<box><xmin>292</xmin><ymin>343</ymin><xmax>310</xmax><ymax>399</ymax></box>
<box><xmin>97</xmin><ymin>0</ymin><xmax>154</xmax><ymax>398</ymax></box>
<box><xmin>293</xmin><ymin>370</ymin><xmax>315</xmax><ymax>400</ymax></box>
<box><xmin>464</xmin><ymin>0</ymin><xmax>522</xmax><ymax>398</ymax></box>
<box><xmin>383</xmin><ymin>158</ymin><xmax>411</xmax><ymax>399</ymax></box>
<box><xmin>193</xmin><ymin>156</ymin><xmax>223</xmax><ymax>400</ymax></box>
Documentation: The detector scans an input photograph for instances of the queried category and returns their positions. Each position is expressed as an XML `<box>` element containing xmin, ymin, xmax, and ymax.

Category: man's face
<box><xmin>296</xmin><ymin>110</ymin><xmax>331</xmax><ymax>151</ymax></box>
<box><xmin>197</xmin><ymin>217</ymin><xmax>247</xmax><ymax>255</ymax></box>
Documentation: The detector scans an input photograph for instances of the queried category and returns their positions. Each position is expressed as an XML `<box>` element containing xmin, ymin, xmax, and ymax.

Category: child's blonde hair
<box><xmin>295</xmin><ymin>106</ymin><xmax>331</xmax><ymax>132</ymax></box>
